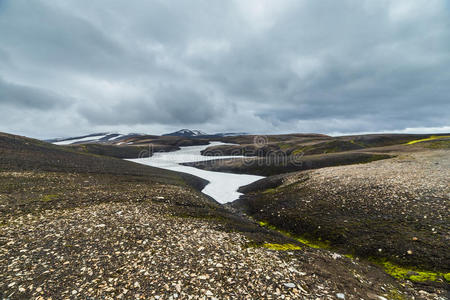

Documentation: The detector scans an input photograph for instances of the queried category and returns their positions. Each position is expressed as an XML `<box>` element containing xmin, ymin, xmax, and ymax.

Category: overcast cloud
<box><xmin>0</xmin><ymin>0</ymin><xmax>449</xmax><ymax>138</ymax></box>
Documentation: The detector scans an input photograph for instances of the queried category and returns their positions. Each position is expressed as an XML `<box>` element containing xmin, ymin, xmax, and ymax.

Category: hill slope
<box><xmin>0</xmin><ymin>132</ymin><xmax>447</xmax><ymax>299</ymax></box>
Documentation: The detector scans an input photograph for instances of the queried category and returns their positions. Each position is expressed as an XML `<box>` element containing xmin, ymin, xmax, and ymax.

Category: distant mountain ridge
<box><xmin>45</xmin><ymin>129</ymin><xmax>249</xmax><ymax>145</ymax></box>
<box><xmin>162</xmin><ymin>129</ymin><xmax>207</xmax><ymax>137</ymax></box>
<box><xmin>46</xmin><ymin>133</ymin><xmax>143</xmax><ymax>145</ymax></box>
<box><xmin>163</xmin><ymin>129</ymin><xmax>248</xmax><ymax>137</ymax></box>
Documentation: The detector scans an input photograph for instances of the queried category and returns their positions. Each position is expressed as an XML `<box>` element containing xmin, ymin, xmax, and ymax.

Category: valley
<box><xmin>0</xmin><ymin>131</ymin><xmax>449</xmax><ymax>299</ymax></box>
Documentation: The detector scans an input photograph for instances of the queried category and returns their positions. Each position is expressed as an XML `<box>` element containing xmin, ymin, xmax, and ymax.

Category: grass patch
<box><xmin>405</xmin><ymin>135</ymin><xmax>450</xmax><ymax>145</ymax></box>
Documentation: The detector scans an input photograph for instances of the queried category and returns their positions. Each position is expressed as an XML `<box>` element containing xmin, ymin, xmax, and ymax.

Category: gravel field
<box><xmin>234</xmin><ymin>150</ymin><xmax>450</xmax><ymax>277</ymax></box>
<box><xmin>1</xmin><ymin>133</ymin><xmax>449</xmax><ymax>299</ymax></box>
<box><xmin>1</xmin><ymin>192</ymin><xmax>444</xmax><ymax>299</ymax></box>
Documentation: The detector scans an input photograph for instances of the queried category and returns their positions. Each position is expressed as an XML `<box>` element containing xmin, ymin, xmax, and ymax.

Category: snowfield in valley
<box><xmin>127</xmin><ymin>142</ymin><xmax>264</xmax><ymax>203</ymax></box>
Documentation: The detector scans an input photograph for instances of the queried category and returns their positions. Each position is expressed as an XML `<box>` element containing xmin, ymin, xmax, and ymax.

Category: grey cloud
<box><xmin>0</xmin><ymin>1</ymin><xmax>121</xmax><ymax>73</ymax></box>
<box><xmin>79</xmin><ymin>86</ymin><xmax>220</xmax><ymax>126</ymax></box>
<box><xmin>0</xmin><ymin>77</ymin><xmax>70</xmax><ymax>110</ymax></box>
<box><xmin>154</xmin><ymin>87</ymin><xmax>220</xmax><ymax>124</ymax></box>
<box><xmin>0</xmin><ymin>0</ymin><xmax>449</xmax><ymax>137</ymax></box>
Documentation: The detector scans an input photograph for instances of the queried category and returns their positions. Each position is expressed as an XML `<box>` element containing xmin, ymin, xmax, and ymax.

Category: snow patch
<box><xmin>127</xmin><ymin>142</ymin><xmax>263</xmax><ymax>203</ymax></box>
<box><xmin>53</xmin><ymin>134</ymin><xmax>109</xmax><ymax>145</ymax></box>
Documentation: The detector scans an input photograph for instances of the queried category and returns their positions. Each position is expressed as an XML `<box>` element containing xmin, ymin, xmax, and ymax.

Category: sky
<box><xmin>0</xmin><ymin>0</ymin><xmax>449</xmax><ymax>139</ymax></box>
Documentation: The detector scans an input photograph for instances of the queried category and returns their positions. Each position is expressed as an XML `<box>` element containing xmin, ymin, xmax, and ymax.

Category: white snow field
<box><xmin>53</xmin><ymin>133</ymin><xmax>125</xmax><ymax>145</ymax></box>
<box><xmin>53</xmin><ymin>134</ymin><xmax>109</xmax><ymax>145</ymax></box>
<box><xmin>127</xmin><ymin>142</ymin><xmax>264</xmax><ymax>203</ymax></box>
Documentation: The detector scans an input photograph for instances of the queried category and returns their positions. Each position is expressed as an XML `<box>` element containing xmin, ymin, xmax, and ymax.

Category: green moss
<box><xmin>349</xmin><ymin>140</ymin><xmax>367</xmax><ymax>147</ymax></box>
<box><xmin>323</xmin><ymin>147</ymin><xmax>339</xmax><ymax>154</ymax></box>
<box><xmin>387</xmin><ymin>289</ymin><xmax>406</xmax><ymax>300</ymax></box>
<box><xmin>41</xmin><ymin>194</ymin><xmax>59</xmax><ymax>202</ymax></box>
<box><xmin>405</xmin><ymin>135</ymin><xmax>450</xmax><ymax>145</ymax></box>
<box><xmin>258</xmin><ymin>221</ymin><xmax>277</xmax><ymax>231</ymax></box>
<box><xmin>292</xmin><ymin>144</ymin><xmax>315</xmax><ymax>155</ymax></box>
<box><xmin>370</xmin><ymin>258</ymin><xmax>449</xmax><ymax>283</ymax></box>
<box><xmin>258</xmin><ymin>220</ymin><xmax>449</xmax><ymax>283</ymax></box>
<box><xmin>409</xmin><ymin>273</ymin><xmax>437</xmax><ymax>282</ymax></box>
<box><xmin>294</xmin><ymin>236</ymin><xmax>330</xmax><ymax>249</ymax></box>
<box><xmin>262</xmin><ymin>188</ymin><xmax>277</xmax><ymax>194</ymax></box>
<box><xmin>291</xmin><ymin>148</ymin><xmax>304</xmax><ymax>155</ymax></box>
<box><xmin>263</xmin><ymin>243</ymin><xmax>302</xmax><ymax>251</ymax></box>
<box><xmin>277</xmin><ymin>143</ymin><xmax>292</xmax><ymax>150</ymax></box>
<box><xmin>258</xmin><ymin>220</ymin><xmax>330</xmax><ymax>249</ymax></box>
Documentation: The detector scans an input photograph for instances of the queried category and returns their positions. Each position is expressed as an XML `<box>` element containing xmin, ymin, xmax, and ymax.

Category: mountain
<box><xmin>162</xmin><ymin>129</ymin><xmax>248</xmax><ymax>137</ymax></box>
<box><xmin>46</xmin><ymin>133</ymin><xmax>143</xmax><ymax>145</ymax></box>
<box><xmin>46</xmin><ymin>130</ymin><xmax>248</xmax><ymax>144</ymax></box>
<box><xmin>162</xmin><ymin>129</ymin><xmax>208</xmax><ymax>137</ymax></box>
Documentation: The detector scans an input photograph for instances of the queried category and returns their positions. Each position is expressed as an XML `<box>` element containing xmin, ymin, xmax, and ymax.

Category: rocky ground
<box><xmin>1</xmin><ymin>171</ymin><xmax>445</xmax><ymax>299</ymax></box>
<box><xmin>1</xmin><ymin>132</ymin><xmax>449</xmax><ymax>299</ymax></box>
<box><xmin>234</xmin><ymin>149</ymin><xmax>450</xmax><ymax>290</ymax></box>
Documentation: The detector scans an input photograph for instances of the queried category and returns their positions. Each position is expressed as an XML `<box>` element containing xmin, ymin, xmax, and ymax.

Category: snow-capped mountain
<box><xmin>162</xmin><ymin>129</ymin><xmax>208</xmax><ymax>137</ymax></box>
<box><xmin>46</xmin><ymin>130</ymin><xmax>249</xmax><ymax>145</ymax></box>
<box><xmin>162</xmin><ymin>129</ymin><xmax>247</xmax><ymax>137</ymax></box>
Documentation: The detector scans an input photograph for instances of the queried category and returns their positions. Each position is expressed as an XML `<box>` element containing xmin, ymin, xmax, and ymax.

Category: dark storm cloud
<box><xmin>79</xmin><ymin>86</ymin><xmax>219</xmax><ymax>126</ymax></box>
<box><xmin>0</xmin><ymin>77</ymin><xmax>70</xmax><ymax>110</ymax></box>
<box><xmin>0</xmin><ymin>1</ymin><xmax>123</xmax><ymax>74</ymax></box>
<box><xmin>0</xmin><ymin>0</ymin><xmax>449</xmax><ymax>137</ymax></box>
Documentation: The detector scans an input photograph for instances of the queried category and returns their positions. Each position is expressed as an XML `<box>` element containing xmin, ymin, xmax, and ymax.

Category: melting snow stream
<box><xmin>127</xmin><ymin>142</ymin><xmax>264</xmax><ymax>204</ymax></box>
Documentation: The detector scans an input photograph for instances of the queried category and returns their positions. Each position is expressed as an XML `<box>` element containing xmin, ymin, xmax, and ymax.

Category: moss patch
<box><xmin>370</xmin><ymin>258</ymin><xmax>450</xmax><ymax>283</ymax></box>
<box><xmin>405</xmin><ymin>135</ymin><xmax>450</xmax><ymax>145</ymax></box>
<box><xmin>262</xmin><ymin>188</ymin><xmax>278</xmax><ymax>194</ymax></box>
<box><xmin>387</xmin><ymin>289</ymin><xmax>407</xmax><ymax>300</ymax></box>
<box><xmin>262</xmin><ymin>243</ymin><xmax>302</xmax><ymax>251</ymax></box>
<box><xmin>41</xmin><ymin>194</ymin><xmax>59</xmax><ymax>202</ymax></box>
<box><xmin>294</xmin><ymin>236</ymin><xmax>330</xmax><ymax>249</ymax></box>
<box><xmin>259</xmin><ymin>220</ymin><xmax>449</xmax><ymax>284</ymax></box>
<box><xmin>277</xmin><ymin>143</ymin><xmax>292</xmax><ymax>150</ymax></box>
<box><xmin>258</xmin><ymin>220</ymin><xmax>330</xmax><ymax>249</ymax></box>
